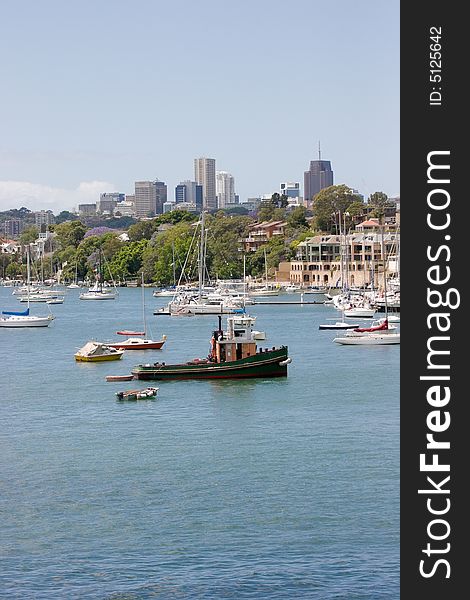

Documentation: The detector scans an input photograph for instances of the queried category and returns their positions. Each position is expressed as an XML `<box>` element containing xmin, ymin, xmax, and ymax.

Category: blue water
<box><xmin>0</xmin><ymin>287</ymin><xmax>399</xmax><ymax>599</ymax></box>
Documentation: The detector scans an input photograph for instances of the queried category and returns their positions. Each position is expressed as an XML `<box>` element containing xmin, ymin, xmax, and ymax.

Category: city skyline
<box><xmin>0</xmin><ymin>1</ymin><xmax>399</xmax><ymax>213</ymax></box>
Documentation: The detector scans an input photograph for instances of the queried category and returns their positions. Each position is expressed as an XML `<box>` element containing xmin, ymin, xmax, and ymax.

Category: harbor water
<box><xmin>0</xmin><ymin>286</ymin><xmax>399</xmax><ymax>599</ymax></box>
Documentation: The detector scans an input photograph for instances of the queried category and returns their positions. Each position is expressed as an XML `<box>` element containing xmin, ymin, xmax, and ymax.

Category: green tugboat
<box><xmin>131</xmin><ymin>315</ymin><xmax>291</xmax><ymax>381</ymax></box>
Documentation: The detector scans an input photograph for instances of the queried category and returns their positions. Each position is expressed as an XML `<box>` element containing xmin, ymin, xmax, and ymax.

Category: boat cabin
<box><xmin>211</xmin><ymin>315</ymin><xmax>258</xmax><ymax>363</ymax></box>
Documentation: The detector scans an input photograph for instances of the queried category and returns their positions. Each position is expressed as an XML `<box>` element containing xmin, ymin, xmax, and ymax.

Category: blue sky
<box><xmin>0</xmin><ymin>0</ymin><xmax>399</xmax><ymax>213</ymax></box>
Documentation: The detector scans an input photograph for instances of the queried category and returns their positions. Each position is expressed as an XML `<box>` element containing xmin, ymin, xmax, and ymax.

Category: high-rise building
<box><xmin>97</xmin><ymin>192</ymin><xmax>125</xmax><ymax>214</ymax></box>
<box><xmin>34</xmin><ymin>210</ymin><xmax>55</xmax><ymax>228</ymax></box>
<box><xmin>194</xmin><ymin>157</ymin><xmax>216</xmax><ymax>210</ymax></box>
<box><xmin>280</xmin><ymin>182</ymin><xmax>300</xmax><ymax>198</ymax></box>
<box><xmin>304</xmin><ymin>157</ymin><xmax>334</xmax><ymax>205</ymax></box>
<box><xmin>134</xmin><ymin>180</ymin><xmax>167</xmax><ymax>218</ymax></box>
<box><xmin>175</xmin><ymin>181</ymin><xmax>203</xmax><ymax>211</ymax></box>
<box><xmin>78</xmin><ymin>204</ymin><xmax>97</xmax><ymax>216</ymax></box>
<box><xmin>216</xmin><ymin>171</ymin><xmax>235</xmax><ymax>209</ymax></box>
<box><xmin>280</xmin><ymin>182</ymin><xmax>303</xmax><ymax>208</ymax></box>
<box><xmin>3</xmin><ymin>219</ymin><xmax>24</xmax><ymax>238</ymax></box>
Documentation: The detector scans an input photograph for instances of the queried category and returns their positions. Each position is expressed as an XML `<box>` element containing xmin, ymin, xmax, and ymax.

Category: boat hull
<box><xmin>79</xmin><ymin>293</ymin><xmax>116</xmax><ymax>300</ymax></box>
<box><xmin>132</xmin><ymin>347</ymin><xmax>289</xmax><ymax>380</ymax></box>
<box><xmin>333</xmin><ymin>334</ymin><xmax>400</xmax><ymax>345</ymax></box>
<box><xmin>0</xmin><ymin>316</ymin><xmax>53</xmax><ymax>327</ymax></box>
<box><xmin>75</xmin><ymin>354</ymin><xmax>124</xmax><ymax>362</ymax></box>
<box><xmin>319</xmin><ymin>322</ymin><xmax>359</xmax><ymax>330</ymax></box>
<box><xmin>106</xmin><ymin>374</ymin><xmax>135</xmax><ymax>381</ymax></box>
<box><xmin>108</xmin><ymin>340</ymin><xmax>165</xmax><ymax>350</ymax></box>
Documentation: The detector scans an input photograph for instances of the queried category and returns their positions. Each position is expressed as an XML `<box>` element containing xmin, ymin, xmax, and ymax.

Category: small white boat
<box><xmin>153</xmin><ymin>288</ymin><xmax>177</xmax><ymax>297</ymax></box>
<box><xmin>0</xmin><ymin>252</ymin><xmax>55</xmax><ymax>327</ymax></box>
<box><xmin>116</xmin><ymin>387</ymin><xmax>159</xmax><ymax>401</ymax></box>
<box><xmin>80</xmin><ymin>289</ymin><xmax>117</xmax><ymax>300</ymax></box>
<box><xmin>79</xmin><ymin>249</ymin><xmax>118</xmax><ymax>300</ymax></box>
<box><xmin>381</xmin><ymin>315</ymin><xmax>400</xmax><ymax>323</ymax></box>
<box><xmin>248</xmin><ymin>288</ymin><xmax>279</xmax><ymax>297</ymax></box>
<box><xmin>334</xmin><ymin>333</ymin><xmax>400</xmax><ymax>345</ymax></box>
<box><xmin>0</xmin><ymin>311</ymin><xmax>54</xmax><ymax>328</ymax></box>
<box><xmin>343</xmin><ymin>307</ymin><xmax>376</xmax><ymax>318</ymax></box>
<box><xmin>283</xmin><ymin>285</ymin><xmax>303</xmax><ymax>293</ymax></box>
<box><xmin>319</xmin><ymin>321</ymin><xmax>359</xmax><ymax>330</ymax></box>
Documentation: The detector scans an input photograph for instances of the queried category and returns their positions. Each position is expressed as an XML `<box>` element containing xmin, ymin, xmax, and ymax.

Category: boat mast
<box><xmin>172</xmin><ymin>241</ymin><xmax>176</xmax><ymax>287</ymax></box>
<box><xmin>141</xmin><ymin>272</ymin><xmax>147</xmax><ymax>336</ymax></box>
<box><xmin>198</xmin><ymin>211</ymin><xmax>205</xmax><ymax>300</ymax></box>
<box><xmin>26</xmin><ymin>245</ymin><xmax>31</xmax><ymax>309</ymax></box>
<box><xmin>99</xmin><ymin>247</ymin><xmax>103</xmax><ymax>292</ymax></box>
<box><xmin>381</xmin><ymin>223</ymin><xmax>388</xmax><ymax>320</ymax></box>
<box><xmin>264</xmin><ymin>248</ymin><xmax>268</xmax><ymax>288</ymax></box>
<box><xmin>243</xmin><ymin>253</ymin><xmax>246</xmax><ymax>311</ymax></box>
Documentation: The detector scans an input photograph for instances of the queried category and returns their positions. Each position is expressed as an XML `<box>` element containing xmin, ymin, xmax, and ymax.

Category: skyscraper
<box><xmin>175</xmin><ymin>180</ymin><xmax>203</xmax><ymax>211</ymax></box>
<box><xmin>194</xmin><ymin>157</ymin><xmax>216</xmax><ymax>210</ymax></box>
<box><xmin>134</xmin><ymin>180</ymin><xmax>167</xmax><ymax>218</ymax></box>
<box><xmin>304</xmin><ymin>152</ymin><xmax>334</xmax><ymax>205</ymax></box>
<box><xmin>216</xmin><ymin>171</ymin><xmax>235</xmax><ymax>208</ymax></box>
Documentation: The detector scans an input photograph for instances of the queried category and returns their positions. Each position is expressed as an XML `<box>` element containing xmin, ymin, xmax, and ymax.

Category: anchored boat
<box><xmin>74</xmin><ymin>341</ymin><xmax>124</xmax><ymax>362</ymax></box>
<box><xmin>131</xmin><ymin>315</ymin><xmax>291</xmax><ymax>381</ymax></box>
<box><xmin>116</xmin><ymin>387</ymin><xmax>158</xmax><ymax>401</ymax></box>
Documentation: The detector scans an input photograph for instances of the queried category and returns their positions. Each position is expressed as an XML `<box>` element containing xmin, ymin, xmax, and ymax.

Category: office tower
<box><xmin>216</xmin><ymin>171</ymin><xmax>235</xmax><ymax>209</ymax></box>
<box><xmin>194</xmin><ymin>157</ymin><xmax>216</xmax><ymax>210</ymax></box>
<box><xmin>304</xmin><ymin>148</ymin><xmax>334</xmax><ymax>205</ymax></box>
<box><xmin>175</xmin><ymin>181</ymin><xmax>203</xmax><ymax>211</ymax></box>
<box><xmin>134</xmin><ymin>180</ymin><xmax>167</xmax><ymax>218</ymax></box>
<box><xmin>97</xmin><ymin>192</ymin><xmax>125</xmax><ymax>214</ymax></box>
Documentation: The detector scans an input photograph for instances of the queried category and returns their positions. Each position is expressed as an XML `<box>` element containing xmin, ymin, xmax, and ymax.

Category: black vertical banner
<box><xmin>401</xmin><ymin>3</ymin><xmax>465</xmax><ymax>598</ymax></box>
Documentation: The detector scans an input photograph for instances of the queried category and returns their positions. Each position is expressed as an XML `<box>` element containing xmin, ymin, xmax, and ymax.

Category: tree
<box><xmin>6</xmin><ymin>261</ymin><xmax>23</xmax><ymax>279</ymax></box>
<box><xmin>19</xmin><ymin>226</ymin><xmax>38</xmax><ymax>246</ymax></box>
<box><xmin>54</xmin><ymin>220</ymin><xmax>86</xmax><ymax>249</ymax></box>
<box><xmin>368</xmin><ymin>191</ymin><xmax>391</xmax><ymax>221</ymax></box>
<box><xmin>220</xmin><ymin>206</ymin><xmax>249</xmax><ymax>216</ymax></box>
<box><xmin>107</xmin><ymin>240</ymin><xmax>148</xmax><ymax>282</ymax></box>
<box><xmin>142</xmin><ymin>222</ymin><xmax>196</xmax><ymax>284</ymax></box>
<box><xmin>55</xmin><ymin>211</ymin><xmax>79</xmax><ymax>224</ymax></box>
<box><xmin>287</xmin><ymin>206</ymin><xmax>308</xmax><ymax>229</ymax></box>
<box><xmin>204</xmin><ymin>214</ymin><xmax>252</xmax><ymax>280</ymax></box>
<box><xmin>312</xmin><ymin>185</ymin><xmax>364</xmax><ymax>231</ymax></box>
<box><xmin>246</xmin><ymin>237</ymin><xmax>293</xmax><ymax>278</ymax></box>
<box><xmin>128</xmin><ymin>219</ymin><xmax>160</xmax><ymax>241</ymax></box>
<box><xmin>256</xmin><ymin>203</ymin><xmax>276</xmax><ymax>222</ymax></box>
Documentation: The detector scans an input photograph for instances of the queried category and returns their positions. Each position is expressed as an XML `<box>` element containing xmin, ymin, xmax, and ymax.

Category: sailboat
<box><xmin>320</xmin><ymin>220</ymin><xmax>358</xmax><ymax>330</ymax></box>
<box><xmin>334</xmin><ymin>225</ymin><xmax>400</xmax><ymax>345</ymax></box>
<box><xmin>249</xmin><ymin>249</ymin><xmax>279</xmax><ymax>297</ymax></box>
<box><xmin>108</xmin><ymin>274</ymin><xmax>167</xmax><ymax>350</ymax></box>
<box><xmin>67</xmin><ymin>261</ymin><xmax>80</xmax><ymax>288</ymax></box>
<box><xmin>158</xmin><ymin>212</ymin><xmax>244</xmax><ymax>315</ymax></box>
<box><xmin>79</xmin><ymin>248</ymin><xmax>118</xmax><ymax>300</ymax></box>
<box><xmin>0</xmin><ymin>248</ymin><xmax>55</xmax><ymax>327</ymax></box>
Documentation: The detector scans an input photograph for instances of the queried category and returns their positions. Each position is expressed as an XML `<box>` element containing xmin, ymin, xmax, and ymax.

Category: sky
<box><xmin>0</xmin><ymin>0</ymin><xmax>399</xmax><ymax>214</ymax></box>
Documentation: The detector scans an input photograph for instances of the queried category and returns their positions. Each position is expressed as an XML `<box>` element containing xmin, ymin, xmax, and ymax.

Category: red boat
<box><xmin>353</xmin><ymin>318</ymin><xmax>390</xmax><ymax>333</ymax></box>
<box><xmin>110</xmin><ymin>274</ymin><xmax>167</xmax><ymax>350</ymax></box>
<box><xmin>108</xmin><ymin>335</ymin><xmax>167</xmax><ymax>350</ymax></box>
